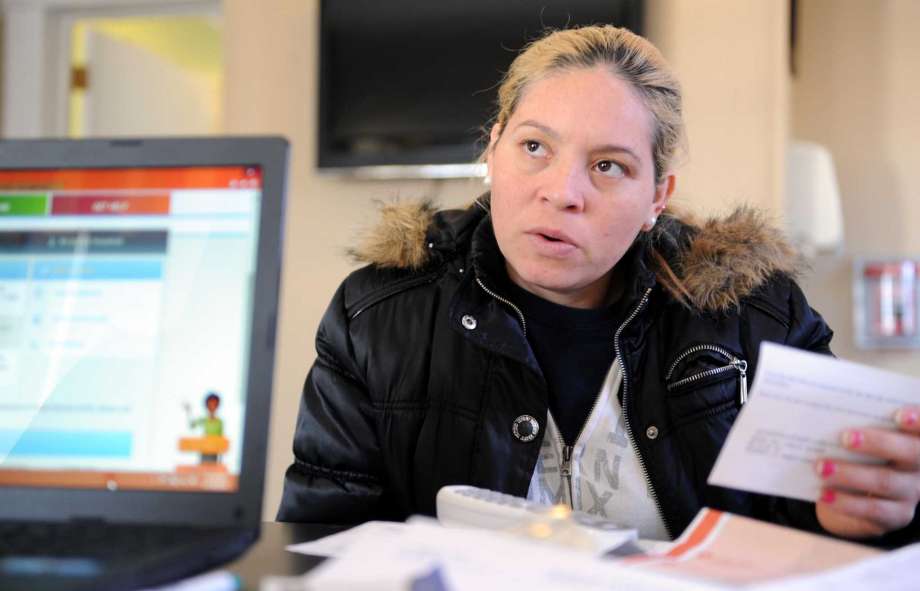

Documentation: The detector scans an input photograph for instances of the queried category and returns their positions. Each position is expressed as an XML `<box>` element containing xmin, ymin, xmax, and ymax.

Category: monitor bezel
<box><xmin>0</xmin><ymin>136</ymin><xmax>288</xmax><ymax>527</ymax></box>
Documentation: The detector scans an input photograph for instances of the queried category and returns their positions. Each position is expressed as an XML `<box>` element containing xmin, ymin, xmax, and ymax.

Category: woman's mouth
<box><xmin>529</xmin><ymin>227</ymin><xmax>575</xmax><ymax>245</ymax></box>
<box><xmin>527</xmin><ymin>229</ymin><xmax>578</xmax><ymax>256</ymax></box>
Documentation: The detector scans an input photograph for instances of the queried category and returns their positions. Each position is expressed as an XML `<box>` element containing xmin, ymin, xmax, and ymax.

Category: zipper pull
<box><xmin>560</xmin><ymin>444</ymin><xmax>574</xmax><ymax>508</ymax></box>
<box><xmin>561</xmin><ymin>445</ymin><xmax>572</xmax><ymax>476</ymax></box>
<box><xmin>733</xmin><ymin>359</ymin><xmax>748</xmax><ymax>405</ymax></box>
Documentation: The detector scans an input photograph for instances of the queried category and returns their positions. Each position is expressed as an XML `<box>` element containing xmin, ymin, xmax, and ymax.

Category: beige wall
<box><xmin>792</xmin><ymin>0</ymin><xmax>920</xmax><ymax>376</ymax></box>
<box><xmin>647</xmin><ymin>0</ymin><xmax>789</xmax><ymax>216</ymax></box>
<box><xmin>222</xmin><ymin>0</ymin><xmax>791</xmax><ymax>520</ymax></box>
<box><xmin>222</xmin><ymin>0</ymin><xmax>483</xmax><ymax>520</ymax></box>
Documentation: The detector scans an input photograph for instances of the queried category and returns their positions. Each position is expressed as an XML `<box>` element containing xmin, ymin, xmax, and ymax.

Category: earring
<box><xmin>646</xmin><ymin>215</ymin><xmax>658</xmax><ymax>229</ymax></box>
<box><xmin>483</xmin><ymin>175</ymin><xmax>492</xmax><ymax>186</ymax></box>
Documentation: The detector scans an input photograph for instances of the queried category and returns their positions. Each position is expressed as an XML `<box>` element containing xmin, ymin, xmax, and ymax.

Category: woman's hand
<box><xmin>815</xmin><ymin>406</ymin><xmax>920</xmax><ymax>538</ymax></box>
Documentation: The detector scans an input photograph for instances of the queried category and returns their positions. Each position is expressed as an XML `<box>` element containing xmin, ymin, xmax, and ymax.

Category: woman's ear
<box><xmin>485</xmin><ymin>124</ymin><xmax>502</xmax><ymax>179</ymax></box>
<box><xmin>489</xmin><ymin>123</ymin><xmax>502</xmax><ymax>146</ymax></box>
<box><xmin>652</xmin><ymin>172</ymin><xmax>676</xmax><ymax>215</ymax></box>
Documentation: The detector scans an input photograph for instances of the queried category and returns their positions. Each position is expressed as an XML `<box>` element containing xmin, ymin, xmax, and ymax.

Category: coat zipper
<box><xmin>614</xmin><ymin>288</ymin><xmax>674</xmax><ymax>538</ymax></box>
<box><xmin>475</xmin><ymin>277</ymin><xmax>527</xmax><ymax>337</ymax></box>
<box><xmin>350</xmin><ymin>271</ymin><xmax>441</xmax><ymax>320</ymax></box>
<box><xmin>554</xmin><ymin>369</ymin><xmax>612</xmax><ymax>508</ymax></box>
<box><xmin>665</xmin><ymin>344</ymin><xmax>748</xmax><ymax>405</ymax></box>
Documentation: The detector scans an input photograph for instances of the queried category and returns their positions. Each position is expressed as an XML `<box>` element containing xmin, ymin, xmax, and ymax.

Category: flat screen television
<box><xmin>317</xmin><ymin>0</ymin><xmax>644</xmax><ymax>178</ymax></box>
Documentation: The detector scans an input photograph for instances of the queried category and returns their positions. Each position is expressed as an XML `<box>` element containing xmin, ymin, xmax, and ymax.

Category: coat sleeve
<box><xmin>755</xmin><ymin>278</ymin><xmax>833</xmax><ymax>535</ymax></box>
<box><xmin>276</xmin><ymin>280</ymin><xmax>385</xmax><ymax>524</ymax></box>
<box><xmin>765</xmin><ymin>278</ymin><xmax>920</xmax><ymax>547</ymax></box>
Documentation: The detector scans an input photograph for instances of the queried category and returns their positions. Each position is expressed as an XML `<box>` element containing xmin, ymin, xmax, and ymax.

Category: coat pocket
<box><xmin>664</xmin><ymin>343</ymin><xmax>748</xmax><ymax>429</ymax></box>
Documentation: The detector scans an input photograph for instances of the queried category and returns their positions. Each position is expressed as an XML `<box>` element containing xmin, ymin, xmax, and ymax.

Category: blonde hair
<box><xmin>491</xmin><ymin>25</ymin><xmax>684</xmax><ymax>182</ymax></box>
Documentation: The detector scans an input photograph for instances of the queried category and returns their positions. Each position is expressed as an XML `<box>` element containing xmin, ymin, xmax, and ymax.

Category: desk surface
<box><xmin>226</xmin><ymin>522</ymin><xmax>344</xmax><ymax>590</ymax></box>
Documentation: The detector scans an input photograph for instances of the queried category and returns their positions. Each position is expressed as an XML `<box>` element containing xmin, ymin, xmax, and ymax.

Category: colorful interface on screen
<box><xmin>0</xmin><ymin>166</ymin><xmax>262</xmax><ymax>493</ymax></box>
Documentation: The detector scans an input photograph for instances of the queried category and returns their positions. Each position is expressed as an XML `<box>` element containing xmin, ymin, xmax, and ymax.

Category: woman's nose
<box><xmin>540</xmin><ymin>159</ymin><xmax>586</xmax><ymax>211</ymax></box>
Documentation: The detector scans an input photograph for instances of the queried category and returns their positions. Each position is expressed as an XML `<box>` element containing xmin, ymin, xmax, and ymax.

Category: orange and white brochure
<box><xmin>629</xmin><ymin>508</ymin><xmax>880</xmax><ymax>587</ymax></box>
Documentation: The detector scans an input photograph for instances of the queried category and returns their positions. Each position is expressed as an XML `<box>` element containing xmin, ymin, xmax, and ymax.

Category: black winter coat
<box><xmin>277</xmin><ymin>198</ymin><xmax>916</xmax><ymax>545</ymax></box>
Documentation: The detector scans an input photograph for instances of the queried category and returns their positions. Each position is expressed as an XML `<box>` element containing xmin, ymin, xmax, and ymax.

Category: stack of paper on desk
<box><xmin>287</xmin><ymin>518</ymin><xmax>638</xmax><ymax>559</ymax></box>
<box><xmin>282</xmin><ymin>517</ymin><xmax>714</xmax><ymax>591</ymax></box>
<box><xmin>273</xmin><ymin>510</ymin><xmax>917</xmax><ymax>590</ymax></box>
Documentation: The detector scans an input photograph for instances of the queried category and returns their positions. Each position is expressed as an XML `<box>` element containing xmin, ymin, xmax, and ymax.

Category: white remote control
<box><xmin>436</xmin><ymin>485</ymin><xmax>639</xmax><ymax>556</ymax></box>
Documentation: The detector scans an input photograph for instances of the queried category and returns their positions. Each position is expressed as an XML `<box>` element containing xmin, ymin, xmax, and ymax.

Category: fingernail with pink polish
<box><xmin>895</xmin><ymin>409</ymin><xmax>919</xmax><ymax>427</ymax></box>
<box><xmin>820</xmin><ymin>489</ymin><xmax>836</xmax><ymax>504</ymax></box>
<box><xmin>842</xmin><ymin>430</ymin><xmax>864</xmax><ymax>449</ymax></box>
<box><xmin>816</xmin><ymin>460</ymin><xmax>836</xmax><ymax>479</ymax></box>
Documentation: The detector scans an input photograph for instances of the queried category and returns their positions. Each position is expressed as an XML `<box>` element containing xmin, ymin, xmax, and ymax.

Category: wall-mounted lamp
<box><xmin>784</xmin><ymin>140</ymin><xmax>844</xmax><ymax>256</ymax></box>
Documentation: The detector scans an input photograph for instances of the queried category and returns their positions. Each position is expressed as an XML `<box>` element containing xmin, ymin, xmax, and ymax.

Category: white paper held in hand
<box><xmin>708</xmin><ymin>342</ymin><xmax>920</xmax><ymax>502</ymax></box>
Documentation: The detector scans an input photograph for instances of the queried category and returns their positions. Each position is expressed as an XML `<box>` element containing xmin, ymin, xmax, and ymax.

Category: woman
<box><xmin>278</xmin><ymin>25</ymin><xmax>920</xmax><ymax>544</ymax></box>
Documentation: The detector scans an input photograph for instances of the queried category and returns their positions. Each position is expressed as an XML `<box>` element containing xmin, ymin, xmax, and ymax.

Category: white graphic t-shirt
<box><xmin>526</xmin><ymin>358</ymin><xmax>670</xmax><ymax>540</ymax></box>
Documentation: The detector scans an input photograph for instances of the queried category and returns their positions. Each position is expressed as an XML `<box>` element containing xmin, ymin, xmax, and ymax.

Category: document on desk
<box><xmin>634</xmin><ymin>508</ymin><xmax>879</xmax><ymax>587</ymax></box>
<box><xmin>286</xmin><ymin>521</ymin><xmax>409</xmax><ymax>558</ymax></box>
<box><xmin>708</xmin><ymin>342</ymin><xmax>919</xmax><ymax>501</ymax></box>
<box><xmin>287</xmin><ymin>517</ymin><xmax>637</xmax><ymax>559</ymax></box>
<box><xmin>298</xmin><ymin>517</ymin><xmax>719</xmax><ymax>591</ymax></box>
<box><xmin>749</xmin><ymin>540</ymin><xmax>920</xmax><ymax>591</ymax></box>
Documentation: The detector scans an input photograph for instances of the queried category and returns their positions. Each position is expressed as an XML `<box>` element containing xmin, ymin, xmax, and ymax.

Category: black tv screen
<box><xmin>318</xmin><ymin>0</ymin><xmax>644</xmax><ymax>177</ymax></box>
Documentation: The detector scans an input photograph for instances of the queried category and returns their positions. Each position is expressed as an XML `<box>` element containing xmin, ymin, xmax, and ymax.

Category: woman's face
<box><xmin>487</xmin><ymin>66</ymin><xmax>675</xmax><ymax>309</ymax></box>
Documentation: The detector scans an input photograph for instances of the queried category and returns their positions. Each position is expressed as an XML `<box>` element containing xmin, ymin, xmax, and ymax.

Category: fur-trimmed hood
<box><xmin>348</xmin><ymin>199</ymin><xmax>803</xmax><ymax>314</ymax></box>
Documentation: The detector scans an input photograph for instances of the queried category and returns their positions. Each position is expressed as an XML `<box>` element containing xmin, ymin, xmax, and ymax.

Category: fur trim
<box><xmin>350</xmin><ymin>200</ymin><xmax>803</xmax><ymax>312</ymax></box>
<box><xmin>670</xmin><ymin>206</ymin><xmax>804</xmax><ymax>312</ymax></box>
<box><xmin>347</xmin><ymin>200</ymin><xmax>437</xmax><ymax>269</ymax></box>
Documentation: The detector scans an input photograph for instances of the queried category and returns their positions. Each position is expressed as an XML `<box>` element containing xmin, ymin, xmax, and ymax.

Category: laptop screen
<box><xmin>0</xmin><ymin>165</ymin><xmax>262</xmax><ymax>494</ymax></box>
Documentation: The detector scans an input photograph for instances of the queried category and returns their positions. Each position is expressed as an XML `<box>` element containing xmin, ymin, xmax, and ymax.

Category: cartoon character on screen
<box><xmin>183</xmin><ymin>391</ymin><xmax>225</xmax><ymax>463</ymax></box>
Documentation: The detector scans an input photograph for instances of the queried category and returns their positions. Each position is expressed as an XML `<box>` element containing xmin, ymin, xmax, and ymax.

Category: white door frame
<box><xmin>0</xmin><ymin>0</ymin><xmax>220</xmax><ymax>138</ymax></box>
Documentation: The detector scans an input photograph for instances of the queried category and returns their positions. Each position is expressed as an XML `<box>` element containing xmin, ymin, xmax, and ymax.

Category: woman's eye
<box><xmin>522</xmin><ymin>140</ymin><xmax>546</xmax><ymax>157</ymax></box>
<box><xmin>595</xmin><ymin>160</ymin><xmax>625</xmax><ymax>178</ymax></box>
